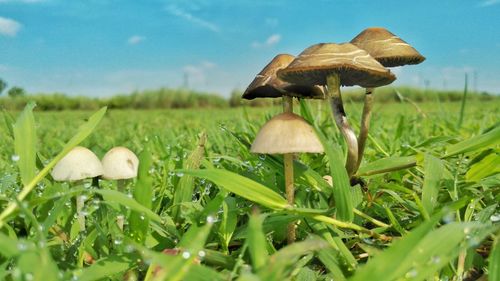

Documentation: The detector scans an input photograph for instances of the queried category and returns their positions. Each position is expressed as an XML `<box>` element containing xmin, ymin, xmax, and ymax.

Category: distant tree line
<box><xmin>0</xmin><ymin>77</ymin><xmax>497</xmax><ymax>111</ymax></box>
<box><xmin>0</xmin><ymin>78</ymin><xmax>26</xmax><ymax>99</ymax></box>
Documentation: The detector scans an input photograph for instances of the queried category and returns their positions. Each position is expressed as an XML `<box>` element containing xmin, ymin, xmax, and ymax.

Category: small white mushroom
<box><xmin>101</xmin><ymin>146</ymin><xmax>139</xmax><ymax>231</ymax></box>
<box><xmin>51</xmin><ymin>146</ymin><xmax>103</xmax><ymax>232</ymax></box>
<box><xmin>51</xmin><ymin>146</ymin><xmax>103</xmax><ymax>181</ymax></box>
<box><xmin>250</xmin><ymin>112</ymin><xmax>324</xmax><ymax>154</ymax></box>
<box><xmin>251</xmin><ymin>112</ymin><xmax>323</xmax><ymax>244</ymax></box>
<box><xmin>101</xmin><ymin>147</ymin><xmax>139</xmax><ymax>180</ymax></box>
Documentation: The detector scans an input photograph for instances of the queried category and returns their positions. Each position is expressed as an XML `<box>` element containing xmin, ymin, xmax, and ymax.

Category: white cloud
<box><xmin>165</xmin><ymin>4</ymin><xmax>220</xmax><ymax>33</ymax></box>
<box><xmin>0</xmin><ymin>16</ymin><xmax>21</xmax><ymax>36</ymax></box>
<box><xmin>182</xmin><ymin>61</ymin><xmax>216</xmax><ymax>86</ymax></box>
<box><xmin>479</xmin><ymin>0</ymin><xmax>500</xmax><ymax>7</ymax></box>
<box><xmin>251</xmin><ymin>34</ymin><xmax>282</xmax><ymax>49</ymax></box>
<box><xmin>127</xmin><ymin>35</ymin><xmax>145</xmax><ymax>45</ymax></box>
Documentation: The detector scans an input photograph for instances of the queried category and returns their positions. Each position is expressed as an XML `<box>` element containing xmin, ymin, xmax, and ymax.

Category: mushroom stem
<box><xmin>326</xmin><ymin>74</ymin><xmax>358</xmax><ymax>178</ymax></box>
<box><xmin>282</xmin><ymin>95</ymin><xmax>296</xmax><ymax>244</ymax></box>
<box><xmin>355</xmin><ymin>88</ymin><xmax>374</xmax><ymax>171</ymax></box>
<box><xmin>76</xmin><ymin>195</ymin><xmax>86</xmax><ymax>231</ymax></box>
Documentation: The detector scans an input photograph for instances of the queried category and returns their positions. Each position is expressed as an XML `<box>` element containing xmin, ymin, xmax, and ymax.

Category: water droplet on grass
<box><xmin>11</xmin><ymin>154</ymin><xmax>20</xmax><ymax>162</ymax></box>
<box><xmin>198</xmin><ymin>250</ymin><xmax>206</xmax><ymax>258</ymax></box>
<box><xmin>182</xmin><ymin>251</ymin><xmax>191</xmax><ymax>259</ymax></box>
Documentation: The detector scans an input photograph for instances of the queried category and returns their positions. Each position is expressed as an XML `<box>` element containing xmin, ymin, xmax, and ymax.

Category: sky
<box><xmin>0</xmin><ymin>0</ymin><xmax>499</xmax><ymax>97</ymax></box>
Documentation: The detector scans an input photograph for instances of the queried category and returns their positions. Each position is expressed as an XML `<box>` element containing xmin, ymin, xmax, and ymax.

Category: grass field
<box><xmin>0</xmin><ymin>100</ymin><xmax>499</xmax><ymax>280</ymax></box>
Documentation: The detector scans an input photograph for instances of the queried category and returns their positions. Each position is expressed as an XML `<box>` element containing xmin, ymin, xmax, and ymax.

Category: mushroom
<box><xmin>243</xmin><ymin>54</ymin><xmax>326</xmax><ymax>122</ymax></box>
<box><xmin>244</xmin><ymin>54</ymin><xmax>326</xmax><ymax>243</ymax></box>
<box><xmin>277</xmin><ymin>43</ymin><xmax>395</xmax><ymax>177</ymax></box>
<box><xmin>101</xmin><ymin>146</ymin><xmax>139</xmax><ymax>230</ymax></box>
<box><xmin>350</xmin><ymin>27</ymin><xmax>425</xmax><ymax>172</ymax></box>
<box><xmin>251</xmin><ymin>112</ymin><xmax>324</xmax><ymax>243</ymax></box>
<box><xmin>51</xmin><ymin>146</ymin><xmax>103</xmax><ymax>231</ymax></box>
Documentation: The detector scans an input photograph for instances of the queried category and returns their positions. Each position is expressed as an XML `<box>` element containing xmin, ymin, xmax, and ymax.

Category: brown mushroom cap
<box><xmin>243</xmin><ymin>54</ymin><xmax>326</xmax><ymax>100</ymax></box>
<box><xmin>251</xmin><ymin>113</ymin><xmax>324</xmax><ymax>154</ymax></box>
<box><xmin>277</xmin><ymin>43</ymin><xmax>396</xmax><ymax>88</ymax></box>
<box><xmin>350</xmin><ymin>27</ymin><xmax>425</xmax><ymax>67</ymax></box>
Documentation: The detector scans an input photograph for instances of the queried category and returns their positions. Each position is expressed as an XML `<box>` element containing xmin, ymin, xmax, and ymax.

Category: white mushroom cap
<box><xmin>101</xmin><ymin>147</ymin><xmax>139</xmax><ymax>180</ymax></box>
<box><xmin>51</xmin><ymin>146</ymin><xmax>104</xmax><ymax>181</ymax></box>
<box><xmin>251</xmin><ymin>113</ymin><xmax>324</xmax><ymax>154</ymax></box>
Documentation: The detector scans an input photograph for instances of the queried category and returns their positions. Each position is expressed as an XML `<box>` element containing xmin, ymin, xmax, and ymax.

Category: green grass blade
<box><xmin>164</xmin><ymin>223</ymin><xmax>213</xmax><ymax>281</ymax></box>
<box><xmin>0</xmin><ymin>107</ymin><xmax>107</xmax><ymax>229</ymax></box>
<box><xmin>129</xmin><ymin>148</ymin><xmax>154</xmax><ymax>243</ymax></box>
<box><xmin>76</xmin><ymin>255</ymin><xmax>135</xmax><ymax>281</ymax></box>
<box><xmin>13</xmin><ymin>101</ymin><xmax>37</xmax><ymax>186</ymax></box>
<box><xmin>465</xmin><ymin>152</ymin><xmax>500</xmax><ymax>182</ymax></box>
<box><xmin>317</xmin><ymin>248</ymin><xmax>346</xmax><ymax>281</ymax></box>
<box><xmin>421</xmin><ymin>154</ymin><xmax>444</xmax><ymax>217</ymax></box>
<box><xmin>349</xmin><ymin>215</ymin><xmax>440</xmax><ymax>281</ymax></box>
<box><xmin>490</xmin><ymin>235</ymin><xmax>500</xmax><ymax>281</ymax></box>
<box><xmin>182</xmin><ymin>169</ymin><xmax>289</xmax><ymax>210</ymax></box>
<box><xmin>258</xmin><ymin>238</ymin><xmax>329</xmax><ymax>280</ymax></box>
<box><xmin>300</xmin><ymin>98</ymin><xmax>353</xmax><ymax>222</ymax></box>
<box><xmin>247</xmin><ymin>212</ymin><xmax>268</xmax><ymax>270</ymax></box>
<box><xmin>445</xmin><ymin>126</ymin><xmax>500</xmax><ymax>157</ymax></box>
<box><xmin>96</xmin><ymin>189</ymin><xmax>162</xmax><ymax>223</ymax></box>
<box><xmin>0</xmin><ymin>233</ymin><xmax>20</xmax><ymax>258</ymax></box>
<box><xmin>219</xmin><ymin>197</ymin><xmax>237</xmax><ymax>252</ymax></box>
<box><xmin>457</xmin><ymin>73</ymin><xmax>468</xmax><ymax>129</ymax></box>
<box><xmin>326</xmin><ymin>143</ymin><xmax>354</xmax><ymax>222</ymax></box>
<box><xmin>356</xmin><ymin>155</ymin><xmax>417</xmax><ymax>176</ymax></box>
<box><xmin>172</xmin><ymin>131</ymin><xmax>207</xmax><ymax>220</ymax></box>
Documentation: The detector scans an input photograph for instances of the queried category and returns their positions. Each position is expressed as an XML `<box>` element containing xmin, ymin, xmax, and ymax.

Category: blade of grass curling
<box><xmin>172</xmin><ymin>131</ymin><xmax>207</xmax><ymax>220</ymax></box>
<box><xmin>182</xmin><ymin>169</ymin><xmax>288</xmax><ymax>210</ymax></box>
<box><xmin>0</xmin><ymin>106</ymin><xmax>107</xmax><ymax>229</ymax></box>
<box><xmin>13</xmin><ymin>101</ymin><xmax>37</xmax><ymax>186</ymax></box>
<box><xmin>300</xmin><ymin>99</ymin><xmax>353</xmax><ymax>222</ymax></box>
<box><xmin>129</xmin><ymin>148</ymin><xmax>153</xmax><ymax>243</ymax></box>
<box><xmin>421</xmin><ymin>154</ymin><xmax>444</xmax><ymax>218</ymax></box>
<box><xmin>247</xmin><ymin>212</ymin><xmax>268</xmax><ymax>270</ymax></box>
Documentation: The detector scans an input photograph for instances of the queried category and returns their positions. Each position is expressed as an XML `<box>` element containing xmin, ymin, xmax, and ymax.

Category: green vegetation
<box><xmin>0</xmin><ymin>86</ymin><xmax>498</xmax><ymax>111</ymax></box>
<box><xmin>0</xmin><ymin>97</ymin><xmax>499</xmax><ymax>280</ymax></box>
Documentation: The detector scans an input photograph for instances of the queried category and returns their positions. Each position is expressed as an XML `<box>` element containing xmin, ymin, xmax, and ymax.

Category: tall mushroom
<box><xmin>244</xmin><ymin>54</ymin><xmax>326</xmax><ymax>243</ymax></box>
<box><xmin>251</xmin><ymin>112</ymin><xmax>324</xmax><ymax>243</ymax></box>
<box><xmin>101</xmin><ymin>146</ymin><xmax>139</xmax><ymax>231</ymax></box>
<box><xmin>51</xmin><ymin>146</ymin><xmax>103</xmax><ymax>231</ymax></box>
<box><xmin>277</xmin><ymin>43</ymin><xmax>396</xmax><ymax>177</ymax></box>
<box><xmin>350</xmin><ymin>27</ymin><xmax>425</xmax><ymax>172</ymax></box>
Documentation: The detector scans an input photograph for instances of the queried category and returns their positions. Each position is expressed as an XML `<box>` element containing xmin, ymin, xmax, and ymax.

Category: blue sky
<box><xmin>0</xmin><ymin>0</ymin><xmax>499</xmax><ymax>97</ymax></box>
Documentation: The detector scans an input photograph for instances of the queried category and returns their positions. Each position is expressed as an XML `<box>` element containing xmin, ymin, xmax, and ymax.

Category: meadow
<box><xmin>0</xmin><ymin>98</ymin><xmax>499</xmax><ymax>280</ymax></box>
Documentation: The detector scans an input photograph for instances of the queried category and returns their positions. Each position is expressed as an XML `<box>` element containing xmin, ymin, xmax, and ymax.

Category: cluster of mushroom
<box><xmin>50</xmin><ymin>146</ymin><xmax>139</xmax><ymax>231</ymax></box>
<box><xmin>243</xmin><ymin>27</ymin><xmax>424</xmax><ymax>243</ymax></box>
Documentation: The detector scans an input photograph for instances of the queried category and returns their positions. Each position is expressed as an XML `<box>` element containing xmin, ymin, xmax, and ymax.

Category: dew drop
<box><xmin>206</xmin><ymin>216</ymin><xmax>215</xmax><ymax>224</ymax></box>
<box><xmin>490</xmin><ymin>213</ymin><xmax>500</xmax><ymax>222</ymax></box>
<box><xmin>11</xmin><ymin>154</ymin><xmax>20</xmax><ymax>162</ymax></box>
<box><xmin>405</xmin><ymin>268</ymin><xmax>418</xmax><ymax>278</ymax></box>
<box><xmin>182</xmin><ymin>251</ymin><xmax>191</xmax><ymax>259</ymax></box>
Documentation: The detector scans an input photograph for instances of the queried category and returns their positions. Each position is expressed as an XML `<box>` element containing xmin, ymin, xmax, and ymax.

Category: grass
<box><xmin>0</xmin><ymin>98</ymin><xmax>499</xmax><ymax>280</ymax></box>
